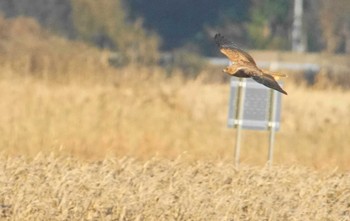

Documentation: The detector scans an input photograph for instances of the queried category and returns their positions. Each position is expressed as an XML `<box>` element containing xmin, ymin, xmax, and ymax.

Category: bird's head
<box><xmin>222</xmin><ymin>65</ymin><xmax>236</xmax><ymax>74</ymax></box>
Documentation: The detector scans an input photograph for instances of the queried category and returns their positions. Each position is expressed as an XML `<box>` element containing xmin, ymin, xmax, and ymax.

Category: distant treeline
<box><xmin>0</xmin><ymin>0</ymin><xmax>350</xmax><ymax>55</ymax></box>
<box><xmin>128</xmin><ymin>0</ymin><xmax>350</xmax><ymax>54</ymax></box>
<box><xmin>0</xmin><ymin>0</ymin><xmax>160</xmax><ymax>65</ymax></box>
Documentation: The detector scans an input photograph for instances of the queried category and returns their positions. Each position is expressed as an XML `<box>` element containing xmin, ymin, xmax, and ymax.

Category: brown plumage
<box><xmin>214</xmin><ymin>33</ymin><xmax>288</xmax><ymax>95</ymax></box>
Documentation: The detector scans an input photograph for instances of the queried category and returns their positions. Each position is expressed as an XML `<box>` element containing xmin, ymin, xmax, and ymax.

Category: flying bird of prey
<box><xmin>214</xmin><ymin>33</ymin><xmax>288</xmax><ymax>95</ymax></box>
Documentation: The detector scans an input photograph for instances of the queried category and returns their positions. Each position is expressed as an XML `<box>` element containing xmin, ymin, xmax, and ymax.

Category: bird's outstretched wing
<box><xmin>252</xmin><ymin>74</ymin><xmax>288</xmax><ymax>95</ymax></box>
<box><xmin>233</xmin><ymin>64</ymin><xmax>288</xmax><ymax>95</ymax></box>
<box><xmin>214</xmin><ymin>33</ymin><xmax>256</xmax><ymax>65</ymax></box>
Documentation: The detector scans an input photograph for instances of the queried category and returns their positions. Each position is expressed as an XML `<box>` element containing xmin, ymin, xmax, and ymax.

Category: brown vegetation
<box><xmin>0</xmin><ymin>17</ymin><xmax>349</xmax><ymax>170</ymax></box>
<box><xmin>0</xmin><ymin>16</ymin><xmax>113</xmax><ymax>82</ymax></box>
<box><xmin>1</xmin><ymin>71</ymin><xmax>350</xmax><ymax>170</ymax></box>
<box><xmin>0</xmin><ymin>16</ymin><xmax>350</xmax><ymax>220</ymax></box>
<box><xmin>0</xmin><ymin>155</ymin><xmax>349</xmax><ymax>220</ymax></box>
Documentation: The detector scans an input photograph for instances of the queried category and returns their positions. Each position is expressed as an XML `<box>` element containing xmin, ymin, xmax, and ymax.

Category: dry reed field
<box><xmin>0</xmin><ymin>73</ymin><xmax>350</xmax><ymax>220</ymax></box>
<box><xmin>0</xmin><ymin>155</ymin><xmax>349</xmax><ymax>220</ymax></box>
<box><xmin>1</xmin><ymin>72</ymin><xmax>350</xmax><ymax>169</ymax></box>
<box><xmin>1</xmin><ymin>17</ymin><xmax>350</xmax><ymax>220</ymax></box>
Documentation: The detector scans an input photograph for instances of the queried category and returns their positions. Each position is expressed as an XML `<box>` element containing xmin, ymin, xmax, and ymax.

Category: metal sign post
<box><xmin>267</xmin><ymin>89</ymin><xmax>278</xmax><ymax>166</ymax></box>
<box><xmin>227</xmin><ymin>77</ymin><xmax>283</xmax><ymax>167</ymax></box>
<box><xmin>234</xmin><ymin>78</ymin><xmax>246</xmax><ymax>167</ymax></box>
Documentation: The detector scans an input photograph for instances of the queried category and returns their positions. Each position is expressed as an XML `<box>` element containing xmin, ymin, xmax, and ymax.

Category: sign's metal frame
<box><xmin>227</xmin><ymin>77</ymin><xmax>283</xmax><ymax>167</ymax></box>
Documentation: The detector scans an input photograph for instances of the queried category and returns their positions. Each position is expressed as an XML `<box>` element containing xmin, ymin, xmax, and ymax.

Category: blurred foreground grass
<box><xmin>0</xmin><ymin>155</ymin><xmax>349</xmax><ymax>220</ymax></box>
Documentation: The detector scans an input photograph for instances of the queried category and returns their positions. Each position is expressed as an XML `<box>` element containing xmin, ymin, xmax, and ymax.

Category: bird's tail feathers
<box><xmin>262</xmin><ymin>70</ymin><xmax>287</xmax><ymax>80</ymax></box>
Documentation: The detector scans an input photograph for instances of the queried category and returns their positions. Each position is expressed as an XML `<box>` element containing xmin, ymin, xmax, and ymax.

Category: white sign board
<box><xmin>227</xmin><ymin>78</ymin><xmax>282</xmax><ymax>130</ymax></box>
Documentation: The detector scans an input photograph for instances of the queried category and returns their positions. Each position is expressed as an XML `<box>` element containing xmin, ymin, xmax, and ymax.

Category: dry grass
<box><xmin>2</xmin><ymin>70</ymin><xmax>349</xmax><ymax>221</ymax></box>
<box><xmin>1</xmin><ymin>16</ymin><xmax>350</xmax><ymax>220</ymax></box>
<box><xmin>0</xmin><ymin>155</ymin><xmax>349</xmax><ymax>220</ymax></box>
<box><xmin>0</xmin><ymin>72</ymin><xmax>350</xmax><ymax>170</ymax></box>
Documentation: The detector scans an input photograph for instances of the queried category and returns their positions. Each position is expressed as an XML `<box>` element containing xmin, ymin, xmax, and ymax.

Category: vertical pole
<box><xmin>234</xmin><ymin>78</ymin><xmax>246</xmax><ymax>167</ymax></box>
<box><xmin>292</xmin><ymin>0</ymin><xmax>305</xmax><ymax>52</ymax></box>
<box><xmin>267</xmin><ymin>89</ymin><xmax>277</xmax><ymax>167</ymax></box>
